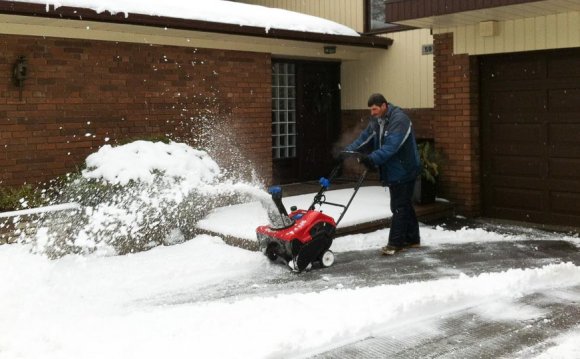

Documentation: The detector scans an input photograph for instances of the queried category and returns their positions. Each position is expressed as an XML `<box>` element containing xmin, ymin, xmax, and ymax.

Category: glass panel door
<box><xmin>271</xmin><ymin>63</ymin><xmax>296</xmax><ymax>159</ymax></box>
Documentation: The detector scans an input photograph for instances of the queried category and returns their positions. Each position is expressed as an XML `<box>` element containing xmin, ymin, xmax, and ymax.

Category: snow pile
<box><xmin>20</xmin><ymin>140</ymin><xmax>269</xmax><ymax>257</ymax></box>
<box><xmin>14</xmin><ymin>0</ymin><xmax>360</xmax><ymax>36</ymax></box>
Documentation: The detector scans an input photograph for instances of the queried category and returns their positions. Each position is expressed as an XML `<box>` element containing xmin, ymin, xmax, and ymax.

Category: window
<box><xmin>367</xmin><ymin>0</ymin><xmax>399</xmax><ymax>32</ymax></box>
<box><xmin>271</xmin><ymin>63</ymin><xmax>296</xmax><ymax>159</ymax></box>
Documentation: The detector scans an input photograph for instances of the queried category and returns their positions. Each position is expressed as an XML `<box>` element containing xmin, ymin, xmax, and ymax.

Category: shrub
<box><xmin>0</xmin><ymin>184</ymin><xmax>47</xmax><ymax>212</ymax></box>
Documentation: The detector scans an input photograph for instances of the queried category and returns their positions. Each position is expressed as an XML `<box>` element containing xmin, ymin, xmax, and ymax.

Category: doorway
<box><xmin>271</xmin><ymin>60</ymin><xmax>341</xmax><ymax>184</ymax></box>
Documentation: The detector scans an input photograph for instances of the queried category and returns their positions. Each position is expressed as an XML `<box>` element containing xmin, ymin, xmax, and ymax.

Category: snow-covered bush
<box><xmin>25</xmin><ymin>141</ymin><xmax>265</xmax><ymax>257</ymax></box>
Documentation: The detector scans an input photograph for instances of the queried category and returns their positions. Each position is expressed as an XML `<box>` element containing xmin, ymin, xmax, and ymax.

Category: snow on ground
<box><xmin>534</xmin><ymin>325</ymin><xmax>580</xmax><ymax>359</ymax></box>
<box><xmin>332</xmin><ymin>224</ymin><xmax>580</xmax><ymax>253</ymax></box>
<box><xmin>14</xmin><ymin>0</ymin><xmax>359</xmax><ymax>36</ymax></box>
<box><xmin>197</xmin><ymin>186</ymin><xmax>392</xmax><ymax>239</ymax></box>
<box><xmin>3</xmin><ymin>140</ymin><xmax>580</xmax><ymax>358</ymax></box>
<box><xmin>1</xmin><ymin>225</ymin><xmax>580</xmax><ymax>359</ymax></box>
<box><xmin>196</xmin><ymin>187</ymin><xmax>580</xmax><ymax>250</ymax></box>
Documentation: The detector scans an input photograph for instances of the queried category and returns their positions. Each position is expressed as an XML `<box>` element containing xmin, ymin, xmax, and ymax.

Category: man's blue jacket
<box><xmin>345</xmin><ymin>103</ymin><xmax>420</xmax><ymax>186</ymax></box>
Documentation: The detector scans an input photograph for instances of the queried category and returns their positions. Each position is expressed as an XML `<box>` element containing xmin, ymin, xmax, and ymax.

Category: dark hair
<box><xmin>367</xmin><ymin>93</ymin><xmax>387</xmax><ymax>107</ymax></box>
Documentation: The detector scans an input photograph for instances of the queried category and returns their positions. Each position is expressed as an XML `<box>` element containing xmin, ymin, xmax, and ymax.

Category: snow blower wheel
<box><xmin>320</xmin><ymin>250</ymin><xmax>335</xmax><ymax>268</ymax></box>
<box><xmin>265</xmin><ymin>243</ymin><xmax>279</xmax><ymax>261</ymax></box>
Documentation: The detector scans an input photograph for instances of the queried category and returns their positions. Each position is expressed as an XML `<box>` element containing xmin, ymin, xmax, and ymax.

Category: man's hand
<box><xmin>358</xmin><ymin>154</ymin><xmax>375</xmax><ymax>170</ymax></box>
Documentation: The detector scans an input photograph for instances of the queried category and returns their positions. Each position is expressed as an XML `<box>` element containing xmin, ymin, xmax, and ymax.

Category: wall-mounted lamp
<box><xmin>12</xmin><ymin>56</ymin><xmax>27</xmax><ymax>100</ymax></box>
<box><xmin>323</xmin><ymin>45</ymin><xmax>336</xmax><ymax>55</ymax></box>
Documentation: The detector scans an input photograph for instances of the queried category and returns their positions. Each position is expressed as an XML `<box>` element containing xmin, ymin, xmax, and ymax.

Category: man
<box><xmin>343</xmin><ymin>93</ymin><xmax>421</xmax><ymax>255</ymax></box>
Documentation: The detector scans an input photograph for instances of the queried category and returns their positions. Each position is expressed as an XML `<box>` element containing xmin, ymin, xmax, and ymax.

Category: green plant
<box><xmin>0</xmin><ymin>184</ymin><xmax>48</xmax><ymax>212</ymax></box>
<box><xmin>418</xmin><ymin>141</ymin><xmax>441</xmax><ymax>184</ymax></box>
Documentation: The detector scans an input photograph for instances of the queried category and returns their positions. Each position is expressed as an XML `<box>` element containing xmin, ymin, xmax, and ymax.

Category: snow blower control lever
<box><xmin>256</xmin><ymin>151</ymin><xmax>368</xmax><ymax>272</ymax></box>
<box><xmin>309</xmin><ymin>151</ymin><xmax>368</xmax><ymax>226</ymax></box>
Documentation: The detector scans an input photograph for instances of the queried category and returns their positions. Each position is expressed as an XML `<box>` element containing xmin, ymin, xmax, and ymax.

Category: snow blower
<box><xmin>256</xmin><ymin>152</ymin><xmax>368</xmax><ymax>272</ymax></box>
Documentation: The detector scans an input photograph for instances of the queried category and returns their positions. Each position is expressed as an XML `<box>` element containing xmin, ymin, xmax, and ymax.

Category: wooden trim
<box><xmin>385</xmin><ymin>0</ymin><xmax>544</xmax><ymax>22</ymax></box>
<box><xmin>363</xmin><ymin>0</ymin><xmax>416</xmax><ymax>35</ymax></box>
<box><xmin>0</xmin><ymin>1</ymin><xmax>393</xmax><ymax>49</ymax></box>
<box><xmin>364</xmin><ymin>0</ymin><xmax>371</xmax><ymax>33</ymax></box>
<box><xmin>363</xmin><ymin>24</ymin><xmax>416</xmax><ymax>35</ymax></box>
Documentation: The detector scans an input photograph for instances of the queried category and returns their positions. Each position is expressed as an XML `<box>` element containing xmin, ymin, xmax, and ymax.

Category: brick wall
<box><xmin>0</xmin><ymin>35</ymin><xmax>272</xmax><ymax>187</ymax></box>
<box><xmin>433</xmin><ymin>33</ymin><xmax>481</xmax><ymax>216</ymax></box>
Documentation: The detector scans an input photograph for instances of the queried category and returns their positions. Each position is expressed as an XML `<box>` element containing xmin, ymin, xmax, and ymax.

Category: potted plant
<box><xmin>413</xmin><ymin>141</ymin><xmax>441</xmax><ymax>204</ymax></box>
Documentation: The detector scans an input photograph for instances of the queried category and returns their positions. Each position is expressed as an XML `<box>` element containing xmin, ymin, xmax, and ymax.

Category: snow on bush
<box><xmin>82</xmin><ymin>141</ymin><xmax>221</xmax><ymax>186</ymax></box>
<box><xmin>21</xmin><ymin>140</ymin><xmax>268</xmax><ymax>257</ymax></box>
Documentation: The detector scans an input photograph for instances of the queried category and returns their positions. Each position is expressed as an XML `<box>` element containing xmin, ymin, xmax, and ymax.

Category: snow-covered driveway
<box><xmin>1</xmin><ymin>224</ymin><xmax>579</xmax><ymax>359</ymax></box>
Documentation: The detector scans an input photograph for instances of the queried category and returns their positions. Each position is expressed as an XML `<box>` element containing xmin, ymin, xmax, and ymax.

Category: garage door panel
<box><xmin>491</xmin><ymin>208</ymin><xmax>546</xmax><ymax>223</ymax></box>
<box><xmin>549</xmin><ymin>158</ymin><xmax>580</xmax><ymax>182</ymax></box>
<box><xmin>482</xmin><ymin>57</ymin><xmax>544</xmax><ymax>81</ymax></box>
<box><xmin>491</xmin><ymin>144</ymin><xmax>543</xmax><ymax>157</ymax></box>
<box><xmin>550</xmin><ymin>192</ymin><xmax>580</xmax><ymax>216</ymax></box>
<box><xmin>492</xmin><ymin>156</ymin><xmax>545</xmax><ymax>177</ymax></box>
<box><xmin>491</xmin><ymin>176</ymin><xmax>547</xmax><ymax>191</ymax></box>
<box><xmin>481</xmin><ymin>48</ymin><xmax>580</xmax><ymax>227</ymax></box>
<box><xmin>556</xmin><ymin>112</ymin><xmax>580</xmax><ymax>123</ymax></box>
<box><xmin>490</xmin><ymin>90</ymin><xmax>546</xmax><ymax>112</ymax></box>
<box><xmin>491</xmin><ymin>123</ymin><xmax>543</xmax><ymax>141</ymax></box>
<box><xmin>485</xmin><ymin>122</ymin><xmax>544</xmax><ymax>155</ymax></box>
<box><xmin>549</xmin><ymin>88</ymin><xmax>580</xmax><ymax>111</ymax></box>
<box><xmin>493</xmin><ymin>187</ymin><xmax>544</xmax><ymax>211</ymax></box>
<box><xmin>547</xmin><ymin>52</ymin><xmax>580</xmax><ymax>78</ymax></box>
<box><xmin>548</xmin><ymin>123</ymin><xmax>580</xmax><ymax>157</ymax></box>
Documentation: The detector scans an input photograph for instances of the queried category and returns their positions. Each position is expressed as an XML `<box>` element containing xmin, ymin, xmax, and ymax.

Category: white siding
<box><xmin>240</xmin><ymin>1</ymin><xmax>435</xmax><ymax>109</ymax></box>
<box><xmin>240</xmin><ymin>0</ymin><xmax>364</xmax><ymax>32</ymax></box>
<box><xmin>342</xmin><ymin>29</ymin><xmax>434</xmax><ymax>109</ymax></box>
<box><xmin>435</xmin><ymin>11</ymin><xmax>580</xmax><ymax>55</ymax></box>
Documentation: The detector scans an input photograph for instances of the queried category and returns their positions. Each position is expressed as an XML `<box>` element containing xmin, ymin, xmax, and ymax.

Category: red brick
<box><xmin>0</xmin><ymin>34</ymin><xmax>271</xmax><ymax>186</ymax></box>
<box><xmin>432</xmin><ymin>33</ymin><xmax>481</xmax><ymax>216</ymax></box>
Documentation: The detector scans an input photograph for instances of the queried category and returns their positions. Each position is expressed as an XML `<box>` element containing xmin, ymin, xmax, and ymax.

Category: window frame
<box><xmin>271</xmin><ymin>62</ymin><xmax>297</xmax><ymax>160</ymax></box>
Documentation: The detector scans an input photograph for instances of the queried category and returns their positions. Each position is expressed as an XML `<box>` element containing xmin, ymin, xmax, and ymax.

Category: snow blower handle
<box><xmin>338</xmin><ymin>150</ymin><xmax>364</xmax><ymax>160</ymax></box>
<box><xmin>309</xmin><ymin>151</ymin><xmax>364</xmax><ymax>211</ymax></box>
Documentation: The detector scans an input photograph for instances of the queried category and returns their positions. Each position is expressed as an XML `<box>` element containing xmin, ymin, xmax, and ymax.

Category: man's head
<box><xmin>367</xmin><ymin>93</ymin><xmax>388</xmax><ymax>118</ymax></box>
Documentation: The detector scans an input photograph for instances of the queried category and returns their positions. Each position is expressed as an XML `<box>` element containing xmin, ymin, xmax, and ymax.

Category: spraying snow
<box><xmin>17</xmin><ymin>140</ymin><xmax>271</xmax><ymax>257</ymax></box>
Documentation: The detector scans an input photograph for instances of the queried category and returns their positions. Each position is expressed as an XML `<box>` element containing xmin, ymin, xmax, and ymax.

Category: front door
<box><xmin>271</xmin><ymin>60</ymin><xmax>340</xmax><ymax>184</ymax></box>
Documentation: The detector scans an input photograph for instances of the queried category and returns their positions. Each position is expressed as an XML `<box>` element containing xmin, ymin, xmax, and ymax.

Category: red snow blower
<box><xmin>256</xmin><ymin>152</ymin><xmax>368</xmax><ymax>272</ymax></box>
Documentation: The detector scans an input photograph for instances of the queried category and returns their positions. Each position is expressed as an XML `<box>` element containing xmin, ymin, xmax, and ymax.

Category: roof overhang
<box><xmin>385</xmin><ymin>0</ymin><xmax>580</xmax><ymax>29</ymax></box>
<box><xmin>0</xmin><ymin>1</ymin><xmax>392</xmax><ymax>52</ymax></box>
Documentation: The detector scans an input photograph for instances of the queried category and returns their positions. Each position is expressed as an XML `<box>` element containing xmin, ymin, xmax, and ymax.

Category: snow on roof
<box><xmin>12</xmin><ymin>0</ymin><xmax>360</xmax><ymax>36</ymax></box>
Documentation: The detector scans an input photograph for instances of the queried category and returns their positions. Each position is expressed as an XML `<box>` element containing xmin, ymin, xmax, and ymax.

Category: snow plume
<box><xmin>19</xmin><ymin>140</ymin><xmax>270</xmax><ymax>258</ymax></box>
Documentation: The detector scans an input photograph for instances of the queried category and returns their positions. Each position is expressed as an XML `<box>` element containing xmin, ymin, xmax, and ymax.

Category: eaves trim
<box><xmin>0</xmin><ymin>1</ymin><xmax>393</xmax><ymax>49</ymax></box>
<box><xmin>384</xmin><ymin>0</ymin><xmax>544</xmax><ymax>22</ymax></box>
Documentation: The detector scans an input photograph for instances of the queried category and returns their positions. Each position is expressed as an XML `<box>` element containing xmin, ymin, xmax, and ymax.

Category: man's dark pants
<box><xmin>388</xmin><ymin>180</ymin><xmax>420</xmax><ymax>247</ymax></box>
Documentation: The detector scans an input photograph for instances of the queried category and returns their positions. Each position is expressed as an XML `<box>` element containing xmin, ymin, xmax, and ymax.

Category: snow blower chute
<box><xmin>256</xmin><ymin>152</ymin><xmax>368</xmax><ymax>272</ymax></box>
